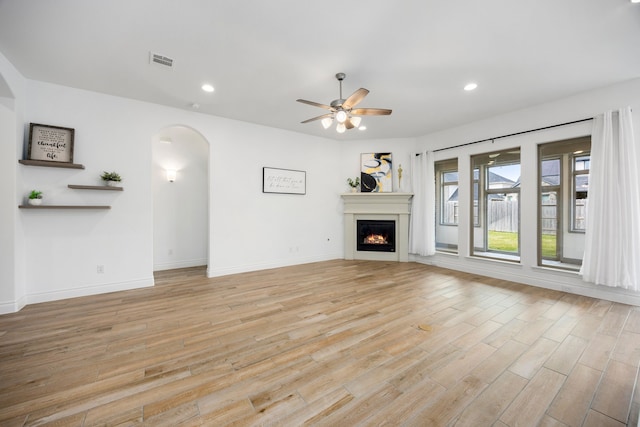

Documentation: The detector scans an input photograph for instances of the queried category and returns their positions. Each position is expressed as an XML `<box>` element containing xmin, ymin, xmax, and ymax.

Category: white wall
<box><xmin>415</xmin><ymin>78</ymin><xmax>640</xmax><ymax>305</ymax></box>
<box><xmin>3</xmin><ymin>75</ymin><xmax>344</xmax><ymax>312</ymax></box>
<box><xmin>153</xmin><ymin>126</ymin><xmax>209</xmax><ymax>271</ymax></box>
<box><xmin>0</xmin><ymin>102</ymin><xmax>17</xmax><ymax>305</ymax></box>
<box><xmin>207</xmin><ymin>124</ymin><xmax>345</xmax><ymax>276</ymax></box>
<box><xmin>0</xmin><ymin>51</ymin><xmax>27</xmax><ymax>313</ymax></box>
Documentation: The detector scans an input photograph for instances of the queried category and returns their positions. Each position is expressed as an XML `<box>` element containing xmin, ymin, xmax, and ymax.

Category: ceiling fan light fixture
<box><xmin>335</xmin><ymin>110</ymin><xmax>347</xmax><ymax>124</ymax></box>
<box><xmin>297</xmin><ymin>73</ymin><xmax>391</xmax><ymax>132</ymax></box>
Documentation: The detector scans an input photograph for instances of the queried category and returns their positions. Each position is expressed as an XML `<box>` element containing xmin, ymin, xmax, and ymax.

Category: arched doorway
<box><xmin>152</xmin><ymin>125</ymin><xmax>209</xmax><ymax>273</ymax></box>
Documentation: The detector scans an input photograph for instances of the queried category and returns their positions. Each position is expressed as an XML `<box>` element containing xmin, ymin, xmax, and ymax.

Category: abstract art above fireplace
<box><xmin>361</xmin><ymin>152</ymin><xmax>392</xmax><ymax>192</ymax></box>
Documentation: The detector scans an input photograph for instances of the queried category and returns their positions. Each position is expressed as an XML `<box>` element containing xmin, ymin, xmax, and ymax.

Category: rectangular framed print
<box><xmin>361</xmin><ymin>153</ymin><xmax>392</xmax><ymax>192</ymax></box>
<box><xmin>263</xmin><ymin>167</ymin><xmax>306</xmax><ymax>195</ymax></box>
<box><xmin>27</xmin><ymin>123</ymin><xmax>75</xmax><ymax>163</ymax></box>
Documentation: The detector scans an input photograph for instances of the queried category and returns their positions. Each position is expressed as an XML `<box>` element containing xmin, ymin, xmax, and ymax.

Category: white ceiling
<box><xmin>0</xmin><ymin>0</ymin><xmax>638</xmax><ymax>141</ymax></box>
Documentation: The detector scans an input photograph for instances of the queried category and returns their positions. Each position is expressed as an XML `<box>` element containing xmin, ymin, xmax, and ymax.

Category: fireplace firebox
<box><xmin>357</xmin><ymin>220</ymin><xmax>396</xmax><ymax>252</ymax></box>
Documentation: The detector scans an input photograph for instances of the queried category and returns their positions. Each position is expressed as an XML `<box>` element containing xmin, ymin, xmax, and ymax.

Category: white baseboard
<box><xmin>414</xmin><ymin>254</ymin><xmax>640</xmax><ymax>306</ymax></box>
<box><xmin>0</xmin><ymin>294</ymin><xmax>27</xmax><ymax>315</ymax></box>
<box><xmin>207</xmin><ymin>253</ymin><xmax>342</xmax><ymax>278</ymax></box>
<box><xmin>153</xmin><ymin>259</ymin><xmax>208</xmax><ymax>272</ymax></box>
<box><xmin>25</xmin><ymin>277</ymin><xmax>155</xmax><ymax>307</ymax></box>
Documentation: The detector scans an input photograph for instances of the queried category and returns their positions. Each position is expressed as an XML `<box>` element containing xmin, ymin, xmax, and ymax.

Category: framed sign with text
<box><xmin>263</xmin><ymin>167</ymin><xmax>306</xmax><ymax>195</ymax></box>
<box><xmin>27</xmin><ymin>123</ymin><xmax>75</xmax><ymax>163</ymax></box>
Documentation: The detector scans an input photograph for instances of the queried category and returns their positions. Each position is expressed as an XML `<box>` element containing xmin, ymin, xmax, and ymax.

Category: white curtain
<box><xmin>580</xmin><ymin>107</ymin><xmax>640</xmax><ymax>290</ymax></box>
<box><xmin>409</xmin><ymin>151</ymin><xmax>436</xmax><ymax>256</ymax></box>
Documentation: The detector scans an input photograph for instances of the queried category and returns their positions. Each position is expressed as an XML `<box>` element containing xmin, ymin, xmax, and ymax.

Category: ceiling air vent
<box><xmin>149</xmin><ymin>52</ymin><xmax>174</xmax><ymax>68</ymax></box>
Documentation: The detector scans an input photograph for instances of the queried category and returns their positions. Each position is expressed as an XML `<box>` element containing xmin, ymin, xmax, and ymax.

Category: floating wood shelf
<box><xmin>19</xmin><ymin>205</ymin><xmax>111</xmax><ymax>210</ymax></box>
<box><xmin>68</xmin><ymin>185</ymin><xmax>123</xmax><ymax>191</ymax></box>
<box><xmin>19</xmin><ymin>160</ymin><xmax>85</xmax><ymax>169</ymax></box>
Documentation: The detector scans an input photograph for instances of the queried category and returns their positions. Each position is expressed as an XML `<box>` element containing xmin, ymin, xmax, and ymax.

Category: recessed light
<box><xmin>464</xmin><ymin>82</ymin><xmax>478</xmax><ymax>91</ymax></box>
<box><xmin>201</xmin><ymin>84</ymin><xmax>214</xmax><ymax>93</ymax></box>
<box><xmin>632</xmin><ymin>0</ymin><xmax>640</xmax><ymax>3</ymax></box>
<box><xmin>359</xmin><ymin>126</ymin><xmax>367</xmax><ymax>131</ymax></box>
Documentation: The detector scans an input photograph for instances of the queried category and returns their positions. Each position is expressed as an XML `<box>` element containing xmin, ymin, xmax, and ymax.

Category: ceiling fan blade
<box><xmin>343</xmin><ymin>88</ymin><xmax>369</xmax><ymax>109</ymax></box>
<box><xmin>301</xmin><ymin>113</ymin><xmax>333</xmax><ymax>124</ymax></box>
<box><xmin>351</xmin><ymin>108</ymin><xmax>392</xmax><ymax>116</ymax></box>
<box><xmin>296</xmin><ymin>99</ymin><xmax>333</xmax><ymax>110</ymax></box>
<box><xmin>345</xmin><ymin>118</ymin><xmax>355</xmax><ymax>130</ymax></box>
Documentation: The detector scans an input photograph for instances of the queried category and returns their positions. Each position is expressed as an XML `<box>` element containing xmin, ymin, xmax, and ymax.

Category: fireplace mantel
<box><xmin>341</xmin><ymin>192</ymin><xmax>413</xmax><ymax>262</ymax></box>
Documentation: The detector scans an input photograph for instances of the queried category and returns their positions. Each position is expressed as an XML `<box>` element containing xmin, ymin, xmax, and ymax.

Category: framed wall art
<box><xmin>263</xmin><ymin>167</ymin><xmax>306</xmax><ymax>195</ymax></box>
<box><xmin>361</xmin><ymin>152</ymin><xmax>392</xmax><ymax>192</ymax></box>
<box><xmin>27</xmin><ymin>123</ymin><xmax>75</xmax><ymax>163</ymax></box>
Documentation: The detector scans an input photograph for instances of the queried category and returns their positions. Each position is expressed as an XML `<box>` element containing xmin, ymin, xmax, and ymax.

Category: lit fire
<box><xmin>364</xmin><ymin>234</ymin><xmax>387</xmax><ymax>245</ymax></box>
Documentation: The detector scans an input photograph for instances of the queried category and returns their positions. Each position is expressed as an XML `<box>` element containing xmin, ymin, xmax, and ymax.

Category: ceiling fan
<box><xmin>297</xmin><ymin>73</ymin><xmax>392</xmax><ymax>133</ymax></box>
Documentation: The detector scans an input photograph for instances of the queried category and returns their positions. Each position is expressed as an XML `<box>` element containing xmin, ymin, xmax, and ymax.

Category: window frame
<box><xmin>571</xmin><ymin>153</ymin><xmax>590</xmax><ymax>233</ymax></box>
<box><xmin>539</xmin><ymin>155</ymin><xmax>562</xmax><ymax>262</ymax></box>
<box><xmin>436</xmin><ymin>160</ymin><xmax>459</xmax><ymax>226</ymax></box>
<box><xmin>537</xmin><ymin>137</ymin><xmax>590</xmax><ymax>271</ymax></box>
<box><xmin>470</xmin><ymin>149</ymin><xmax>521</xmax><ymax>261</ymax></box>
<box><xmin>435</xmin><ymin>158</ymin><xmax>459</xmax><ymax>253</ymax></box>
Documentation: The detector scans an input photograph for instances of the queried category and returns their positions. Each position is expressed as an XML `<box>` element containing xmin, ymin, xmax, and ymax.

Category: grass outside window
<box><xmin>487</xmin><ymin>231</ymin><xmax>556</xmax><ymax>258</ymax></box>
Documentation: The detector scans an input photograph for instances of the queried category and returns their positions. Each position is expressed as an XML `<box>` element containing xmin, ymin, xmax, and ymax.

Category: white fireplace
<box><xmin>341</xmin><ymin>193</ymin><xmax>413</xmax><ymax>262</ymax></box>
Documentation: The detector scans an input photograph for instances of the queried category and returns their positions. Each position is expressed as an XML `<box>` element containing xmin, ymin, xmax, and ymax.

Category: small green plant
<box><xmin>100</xmin><ymin>171</ymin><xmax>122</xmax><ymax>182</ymax></box>
<box><xmin>347</xmin><ymin>177</ymin><xmax>360</xmax><ymax>188</ymax></box>
<box><xmin>29</xmin><ymin>190</ymin><xmax>43</xmax><ymax>199</ymax></box>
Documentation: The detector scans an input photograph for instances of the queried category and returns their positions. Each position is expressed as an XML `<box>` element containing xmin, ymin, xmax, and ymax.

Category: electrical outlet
<box><xmin>97</xmin><ymin>265</ymin><xmax>104</xmax><ymax>274</ymax></box>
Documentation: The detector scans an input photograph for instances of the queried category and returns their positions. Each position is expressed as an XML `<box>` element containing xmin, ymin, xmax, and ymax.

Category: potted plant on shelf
<box><xmin>100</xmin><ymin>171</ymin><xmax>122</xmax><ymax>187</ymax></box>
<box><xmin>28</xmin><ymin>190</ymin><xmax>43</xmax><ymax>206</ymax></box>
<box><xmin>347</xmin><ymin>177</ymin><xmax>360</xmax><ymax>192</ymax></box>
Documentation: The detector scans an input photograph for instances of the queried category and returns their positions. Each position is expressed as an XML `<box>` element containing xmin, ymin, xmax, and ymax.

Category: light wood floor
<box><xmin>1</xmin><ymin>260</ymin><xmax>639</xmax><ymax>426</ymax></box>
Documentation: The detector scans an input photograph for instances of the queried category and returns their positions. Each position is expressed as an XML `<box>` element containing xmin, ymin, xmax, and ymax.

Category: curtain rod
<box><xmin>430</xmin><ymin>117</ymin><xmax>593</xmax><ymax>153</ymax></box>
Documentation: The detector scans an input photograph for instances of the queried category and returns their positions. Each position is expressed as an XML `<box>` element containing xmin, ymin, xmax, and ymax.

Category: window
<box><xmin>472</xmin><ymin>168</ymin><xmax>479</xmax><ymax>226</ymax></box>
<box><xmin>471</xmin><ymin>149</ymin><xmax>521</xmax><ymax>262</ymax></box>
<box><xmin>572</xmin><ymin>154</ymin><xmax>590</xmax><ymax>231</ymax></box>
<box><xmin>435</xmin><ymin>159</ymin><xmax>458</xmax><ymax>252</ymax></box>
<box><xmin>538</xmin><ymin>137</ymin><xmax>590</xmax><ymax>270</ymax></box>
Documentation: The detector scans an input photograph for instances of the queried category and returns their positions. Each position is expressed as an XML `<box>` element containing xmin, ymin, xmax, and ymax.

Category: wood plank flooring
<box><xmin>1</xmin><ymin>260</ymin><xmax>639</xmax><ymax>426</ymax></box>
